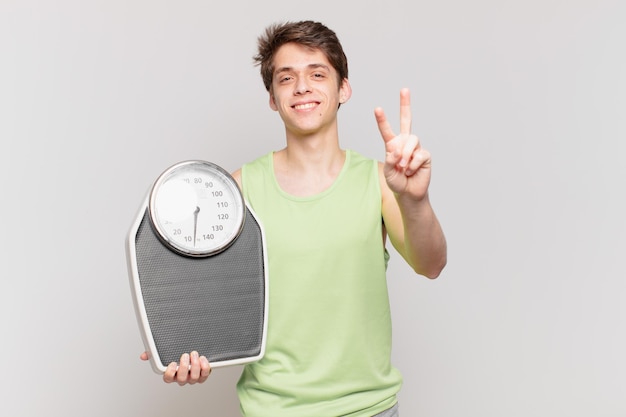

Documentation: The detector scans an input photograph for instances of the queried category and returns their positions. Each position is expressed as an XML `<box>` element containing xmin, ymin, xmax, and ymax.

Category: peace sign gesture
<box><xmin>375</xmin><ymin>88</ymin><xmax>432</xmax><ymax>201</ymax></box>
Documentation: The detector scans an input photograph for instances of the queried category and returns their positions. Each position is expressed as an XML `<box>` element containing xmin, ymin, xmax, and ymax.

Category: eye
<box><xmin>312</xmin><ymin>72</ymin><xmax>325</xmax><ymax>79</ymax></box>
<box><xmin>278</xmin><ymin>75</ymin><xmax>293</xmax><ymax>83</ymax></box>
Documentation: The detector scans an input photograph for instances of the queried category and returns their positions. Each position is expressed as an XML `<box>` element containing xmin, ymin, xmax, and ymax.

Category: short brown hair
<box><xmin>253</xmin><ymin>20</ymin><xmax>349</xmax><ymax>92</ymax></box>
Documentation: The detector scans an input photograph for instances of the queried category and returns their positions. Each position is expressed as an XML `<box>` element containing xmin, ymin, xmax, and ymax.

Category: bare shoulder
<box><xmin>231</xmin><ymin>168</ymin><xmax>242</xmax><ymax>189</ymax></box>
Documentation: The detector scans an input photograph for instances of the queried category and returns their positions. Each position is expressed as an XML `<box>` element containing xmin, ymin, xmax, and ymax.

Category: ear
<box><xmin>269</xmin><ymin>91</ymin><xmax>278</xmax><ymax>111</ymax></box>
<box><xmin>338</xmin><ymin>78</ymin><xmax>352</xmax><ymax>104</ymax></box>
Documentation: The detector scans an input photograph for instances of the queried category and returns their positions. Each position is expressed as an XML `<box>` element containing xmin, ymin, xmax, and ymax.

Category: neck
<box><xmin>282</xmin><ymin>121</ymin><xmax>343</xmax><ymax>166</ymax></box>
<box><xmin>273</xmin><ymin>139</ymin><xmax>346</xmax><ymax>197</ymax></box>
<box><xmin>285</xmin><ymin>140</ymin><xmax>341</xmax><ymax>168</ymax></box>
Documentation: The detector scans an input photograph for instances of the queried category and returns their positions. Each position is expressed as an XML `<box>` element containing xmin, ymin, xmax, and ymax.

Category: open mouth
<box><xmin>293</xmin><ymin>102</ymin><xmax>318</xmax><ymax>110</ymax></box>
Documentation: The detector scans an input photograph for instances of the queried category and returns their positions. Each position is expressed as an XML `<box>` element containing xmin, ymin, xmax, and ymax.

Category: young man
<box><xmin>141</xmin><ymin>20</ymin><xmax>446</xmax><ymax>417</ymax></box>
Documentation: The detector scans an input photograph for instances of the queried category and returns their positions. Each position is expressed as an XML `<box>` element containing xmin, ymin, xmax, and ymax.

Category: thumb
<box><xmin>385</xmin><ymin>145</ymin><xmax>402</xmax><ymax>170</ymax></box>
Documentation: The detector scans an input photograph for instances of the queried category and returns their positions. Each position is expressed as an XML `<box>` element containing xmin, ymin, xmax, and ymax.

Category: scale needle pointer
<box><xmin>193</xmin><ymin>206</ymin><xmax>200</xmax><ymax>247</ymax></box>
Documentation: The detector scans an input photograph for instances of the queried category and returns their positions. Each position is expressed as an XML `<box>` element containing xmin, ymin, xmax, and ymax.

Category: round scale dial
<box><xmin>148</xmin><ymin>160</ymin><xmax>245</xmax><ymax>257</ymax></box>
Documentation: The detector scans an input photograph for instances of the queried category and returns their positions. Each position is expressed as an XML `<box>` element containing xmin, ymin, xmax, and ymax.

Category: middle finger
<box><xmin>399</xmin><ymin>88</ymin><xmax>412</xmax><ymax>135</ymax></box>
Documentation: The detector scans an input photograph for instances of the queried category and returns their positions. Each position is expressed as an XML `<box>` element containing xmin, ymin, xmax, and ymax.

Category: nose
<box><xmin>294</xmin><ymin>78</ymin><xmax>311</xmax><ymax>95</ymax></box>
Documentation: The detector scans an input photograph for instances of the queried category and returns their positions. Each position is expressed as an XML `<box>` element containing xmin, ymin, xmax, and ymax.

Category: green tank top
<box><xmin>237</xmin><ymin>150</ymin><xmax>402</xmax><ymax>417</ymax></box>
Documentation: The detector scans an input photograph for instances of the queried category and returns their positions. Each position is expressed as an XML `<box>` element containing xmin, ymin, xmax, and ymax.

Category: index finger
<box><xmin>399</xmin><ymin>88</ymin><xmax>412</xmax><ymax>135</ymax></box>
<box><xmin>374</xmin><ymin>107</ymin><xmax>396</xmax><ymax>143</ymax></box>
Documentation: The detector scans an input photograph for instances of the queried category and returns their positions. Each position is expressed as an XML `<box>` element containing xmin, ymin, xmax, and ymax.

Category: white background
<box><xmin>1</xmin><ymin>0</ymin><xmax>624</xmax><ymax>416</ymax></box>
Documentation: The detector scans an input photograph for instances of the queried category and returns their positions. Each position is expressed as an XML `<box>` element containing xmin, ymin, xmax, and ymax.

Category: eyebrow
<box><xmin>274</xmin><ymin>63</ymin><xmax>331</xmax><ymax>75</ymax></box>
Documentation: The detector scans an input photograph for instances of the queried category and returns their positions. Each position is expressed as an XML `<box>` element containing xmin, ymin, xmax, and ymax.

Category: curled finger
<box><xmin>198</xmin><ymin>356</ymin><xmax>212</xmax><ymax>383</ymax></box>
<box><xmin>405</xmin><ymin>149</ymin><xmax>431</xmax><ymax>176</ymax></box>
<box><xmin>163</xmin><ymin>361</ymin><xmax>178</xmax><ymax>384</ymax></box>
<box><xmin>176</xmin><ymin>353</ymin><xmax>190</xmax><ymax>385</ymax></box>
<box><xmin>188</xmin><ymin>351</ymin><xmax>201</xmax><ymax>384</ymax></box>
<box><xmin>399</xmin><ymin>134</ymin><xmax>419</xmax><ymax>169</ymax></box>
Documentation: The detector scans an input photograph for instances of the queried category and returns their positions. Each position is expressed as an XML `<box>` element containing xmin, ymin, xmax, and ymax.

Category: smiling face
<box><xmin>269</xmin><ymin>42</ymin><xmax>351</xmax><ymax>138</ymax></box>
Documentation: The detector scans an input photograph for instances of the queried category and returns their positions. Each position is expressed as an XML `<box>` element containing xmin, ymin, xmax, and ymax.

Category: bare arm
<box><xmin>376</xmin><ymin>89</ymin><xmax>447</xmax><ymax>278</ymax></box>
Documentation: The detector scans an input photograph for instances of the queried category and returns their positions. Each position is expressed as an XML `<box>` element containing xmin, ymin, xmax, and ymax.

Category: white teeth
<box><xmin>294</xmin><ymin>103</ymin><xmax>316</xmax><ymax>110</ymax></box>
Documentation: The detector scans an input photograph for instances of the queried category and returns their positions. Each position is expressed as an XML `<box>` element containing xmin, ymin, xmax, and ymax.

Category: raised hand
<box><xmin>375</xmin><ymin>88</ymin><xmax>432</xmax><ymax>201</ymax></box>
